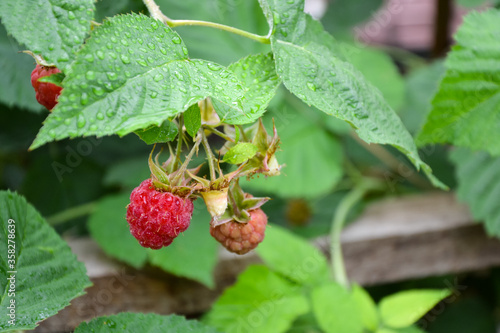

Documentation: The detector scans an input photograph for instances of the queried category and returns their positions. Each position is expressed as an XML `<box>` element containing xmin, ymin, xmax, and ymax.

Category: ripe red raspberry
<box><xmin>210</xmin><ymin>208</ymin><xmax>267</xmax><ymax>255</ymax></box>
<box><xmin>126</xmin><ymin>179</ymin><xmax>194</xmax><ymax>249</ymax></box>
<box><xmin>31</xmin><ymin>64</ymin><xmax>62</xmax><ymax>110</ymax></box>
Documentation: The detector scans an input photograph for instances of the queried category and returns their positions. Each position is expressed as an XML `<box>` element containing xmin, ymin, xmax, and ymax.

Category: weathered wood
<box><xmin>32</xmin><ymin>192</ymin><xmax>500</xmax><ymax>332</ymax></box>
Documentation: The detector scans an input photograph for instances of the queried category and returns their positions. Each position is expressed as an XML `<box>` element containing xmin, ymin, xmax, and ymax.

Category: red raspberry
<box><xmin>31</xmin><ymin>64</ymin><xmax>62</xmax><ymax>110</ymax></box>
<box><xmin>126</xmin><ymin>179</ymin><xmax>194</xmax><ymax>249</ymax></box>
<box><xmin>210</xmin><ymin>208</ymin><xmax>267</xmax><ymax>255</ymax></box>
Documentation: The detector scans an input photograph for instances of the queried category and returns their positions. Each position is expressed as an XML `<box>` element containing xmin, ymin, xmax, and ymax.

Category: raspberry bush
<box><xmin>2</xmin><ymin>0</ymin><xmax>500</xmax><ymax>332</ymax></box>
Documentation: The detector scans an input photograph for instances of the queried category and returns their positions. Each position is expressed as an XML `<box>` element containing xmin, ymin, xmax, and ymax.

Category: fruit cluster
<box><xmin>126</xmin><ymin>101</ymin><xmax>281</xmax><ymax>254</ymax></box>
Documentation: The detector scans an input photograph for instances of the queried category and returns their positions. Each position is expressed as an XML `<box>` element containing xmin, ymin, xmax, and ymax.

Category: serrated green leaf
<box><xmin>88</xmin><ymin>194</ymin><xmax>148</xmax><ymax>268</ymax></box>
<box><xmin>417</xmin><ymin>10</ymin><xmax>500</xmax><ymax>155</ymax></box>
<box><xmin>400</xmin><ymin>61</ymin><xmax>446</xmax><ymax>135</ymax></box>
<box><xmin>256</xmin><ymin>224</ymin><xmax>330</xmax><ymax>285</ymax></box>
<box><xmin>449</xmin><ymin>148</ymin><xmax>500</xmax><ymax>237</ymax></box>
<box><xmin>88</xmin><ymin>195</ymin><xmax>218</xmax><ymax>288</ymax></box>
<box><xmin>258</xmin><ymin>0</ymin><xmax>444</xmax><ymax>189</ymax></box>
<box><xmin>148</xmin><ymin>200</ymin><xmax>218</xmax><ymax>288</ymax></box>
<box><xmin>0</xmin><ymin>25</ymin><xmax>42</xmax><ymax>112</ymax></box>
<box><xmin>38</xmin><ymin>72</ymin><xmax>65</xmax><ymax>87</ymax></box>
<box><xmin>213</xmin><ymin>52</ymin><xmax>281</xmax><ymax>124</ymax></box>
<box><xmin>74</xmin><ymin>312</ymin><xmax>221</xmax><ymax>333</ymax></box>
<box><xmin>184</xmin><ymin>103</ymin><xmax>202</xmax><ymax>137</ymax></box>
<box><xmin>311</xmin><ymin>282</ymin><xmax>365</xmax><ymax>333</ymax></box>
<box><xmin>344</xmin><ymin>44</ymin><xmax>405</xmax><ymax>111</ymax></box>
<box><xmin>244</xmin><ymin>109</ymin><xmax>343</xmax><ymax>198</ymax></box>
<box><xmin>379</xmin><ymin>289</ymin><xmax>451</xmax><ymax>328</ymax></box>
<box><xmin>30</xmin><ymin>14</ymin><xmax>246</xmax><ymax>150</ymax></box>
<box><xmin>0</xmin><ymin>191</ymin><xmax>91</xmax><ymax>331</ymax></box>
<box><xmin>204</xmin><ymin>265</ymin><xmax>309</xmax><ymax>333</ymax></box>
<box><xmin>222</xmin><ymin>142</ymin><xmax>259</xmax><ymax>164</ymax></box>
<box><xmin>352</xmin><ymin>284</ymin><xmax>379</xmax><ymax>331</ymax></box>
<box><xmin>0</xmin><ymin>0</ymin><xmax>94</xmax><ymax>71</ymax></box>
<box><xmin>135</xmin><ymin>120</ymin><xmax>178</xmax><ymax>145</ymax></box>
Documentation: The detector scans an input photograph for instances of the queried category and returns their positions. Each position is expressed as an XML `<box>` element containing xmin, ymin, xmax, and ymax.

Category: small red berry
<box><xmin>126</xmin><ymin>179</ymin><xmax>194</xmax><ymax>249</ymax></box>
<box><xmin>31</xmin><ymin>64</ymin><xmax>62</xmax><ymax>110</ymax></box>
<box><xmin>210</xmin><ymin>208</ymin><xmax>268</xmax><ymax>255</ymax></box>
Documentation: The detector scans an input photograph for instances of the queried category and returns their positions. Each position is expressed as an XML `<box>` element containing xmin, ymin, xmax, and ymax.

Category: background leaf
<box><xmin>0</xmin><ymin>0</ymin><xmax>94</xmax><ymax>71</ymax></box>
<box><xmin>400</xmin><ymin>61</ymin><xmax>446</xmax><ymax>135</ymax></box>
<box><xmin>30</xmin><ymin>14</ymin><xmax>246</xmax><ymax>150</ymax></box>
<box><xmin>417</xmin><ymin>10</ymin><xmax>500</xmax><ymax>156</ymax></box>
<box><xmin>342</xmin><ymin>44</ymin><xmax>405</xmax><ymax>111</ymax></box>
<box><xmin>0</xmin><ymin>25</ymin><xmax>42</xmax><ymax>112</ymax></box>
<box><xmin>449</xmin><ymin>148</ymin><xmax>500</xmax><ymax>237</ymax></box>
<box><xmin>379</xmin><ymin>289</ymin><xmax>451</xmax><ymax>328</ymax></box>
<box><xmin>155</xmin><ymin>0</ymin><xmax>270</xmax><ymax>65</ymax></box>
<box><xmin>88</xmin><ymin>194</ymin><xmax>148</xmax><ymax>268</ymax></box>
<box><xmin>258</xmin><ymin>0</ymin><xmax>444</xmax><ymax>188</ymax></box>
<box><xmin>204</xmin><ymin>265</ymin><xmax>309</xmax><ymax>333</ymax></box>
<box><xmin>311</xmin><ymin>282</ymin><xmax>365</xmax><ymax>333</ymax></box>
<box><xmin>74</xmin><ymin>312</ymin><xmax>221</xmax><ymax>333</ymax></box>
<box><xmin>256</xmin><ymin>224</ymin><xmax>330</xmax><ymax>285</ymax></box>
<box><xmin>0</xmin><ymin>191</ymin><xmax>91</xmax><ymax>331</ymax></box>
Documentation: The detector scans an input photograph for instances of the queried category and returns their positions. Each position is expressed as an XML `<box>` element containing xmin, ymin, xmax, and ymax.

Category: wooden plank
<box><xmin>31</xmin><ymin>192</ymin><xmax>500</xmax><ymax>332</ymax></box>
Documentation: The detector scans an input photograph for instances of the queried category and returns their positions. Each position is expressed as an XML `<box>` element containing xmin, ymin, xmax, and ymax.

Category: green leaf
<box><xmin>379</xmin><ymin>289</ymin><xmax>451</xmax><ymax>328</ymax></box>
<box><xmin>135</xmin><ymin>120</ymin><xmax>179</xmax><ymax>145</ymax></box>
<box><xmin>322</xmin><ymin>0</ymin><xmax>383</xmax><ymax>35</ymax></box>
<box><xmin>30</xmin><ymin>14</ymin><xmax>246</xmax><ymax>150</ymax></box>
<box><xmin>213</xmin><ymin>52</ymin><xmax>281</xmax><ymax>124</ymax></box>
<box><xmin>352</xmin><ymin>284</ymin><xmax>379</xmax><ymax>331</ymax></box>
<box><xmin>204</xmin><ymin>265</ymin><xmax>309</xmax><ymax>333</ymax></box>
<box><xmin>258</xmin><ymin>0</ymin><xmax>445</xmax><ymax>189</ymax></box>
<box><xmin>88</xmin><ymin>196</ymin><xmax>218</xmax><ymax>288</ymax></box>
<box><xmin>0</xmin><ymin>25</ymin><xmax>42</xmax><ymax>112</ymax></box>
<box><xmin>184</xmin><ymin>103</ymin><xmax>202</xmax><ymax>137</ymax></box>
<box><xmin>400</xmin><ymin>61</ymin><xmax>446</xmax><ymax>135</ymax></box>
<box><xmin>311</xmin><ymin>282</ymin><xmax>364</xmax><ymax>333</ymax></box>
<box><xmin>88</xmin><ymin>194</ymin><xmax>148</xmax><ymax>268</ymax></box>
<box><xmin>342</xmin><ymin>44</ymin><xmax>405</xmax><ymax>111</ymax></box>
<box><xmin>417</xmin><ymin>10</ymin><xmax>500</xmax><ymax>156</ymax></box>
<box><xmin>376</xmin><ymin>328</ymin><xmax>426</xmax><ymax>333</ymax></box>
<box><xmin>449</xmin><ymin>148</ymin><xmax>500</xmax><ymax>237</ymax></box>
<box><xmin>74</xmin><ymin>312</ymin><xmax>221</xmax><ymax>333</ymax></box>
<box><xmin>103</xmin><ymin>158</ymin><xmax>151</xmax><ymax>189</ymax></box>
<box><xmin>256</xmin><ymin>224</ymin><xmax>330</xmax><ymax>285</ymax></box>
<box><xmin>243</xmin><ymin>109</ymin><xmax>343</xmax><ymax>198</ymax></box>
<box><xmin>0</xmin><ymin>191</ymin><xmax>91</xmax><ymax>331</ymax></box>
<box><xmin>0</xmin><ymin>0</ymin><xmax>94</xmax><ymax>71</ymax></box>
<box><xmin>148</xmin><ymin>200</ymin><xmax>218</xmax><ymax>288</ymax></box>
<box><xmin>222</xmin><ymin>142</ymin><xmax>259</xmax><ymax>164</ymax></box>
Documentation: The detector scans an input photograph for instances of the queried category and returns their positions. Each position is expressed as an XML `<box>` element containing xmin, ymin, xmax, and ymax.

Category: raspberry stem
<box><xmin>201</xmin><ymin>130</ymin><xmax>217</xmax><ymax>181</ymax></box>
<box><xmin>142</xmin><ymin>0</ymin><xmax>272</xmax><ymax>44</ymax></box>
<box><xmin>330</xmin><ymin>179</ymin><xmax>383</xmax><ymax>288</ymax></box>
<box><xmin>173</xmin><ymin>116</ymin><xmax>184</xmax><ymax>171</ymax></box>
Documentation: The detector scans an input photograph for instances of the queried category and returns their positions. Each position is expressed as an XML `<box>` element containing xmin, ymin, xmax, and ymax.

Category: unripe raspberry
<box><xmin>210</xmin><ymin>208</ymin><xmax>267</xmax><ymax>255</ymax></box>
<box><xmin>31</xmin><ymin>64</ymin><xmax>62</xmax><ymax>110</ymax></box>
<box><xmin>126</xmin><ymin>179</ymin><xmax>194</xmax><ymax>249</ymax></box>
